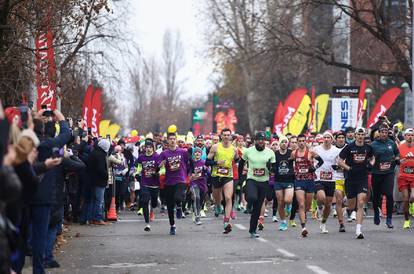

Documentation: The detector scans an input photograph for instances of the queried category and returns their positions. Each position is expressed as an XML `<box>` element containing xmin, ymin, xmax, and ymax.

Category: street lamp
<box><xmin>365</xmin><ymin>88</ymin><xmax>372</xmax><ymax>126</ymax></box>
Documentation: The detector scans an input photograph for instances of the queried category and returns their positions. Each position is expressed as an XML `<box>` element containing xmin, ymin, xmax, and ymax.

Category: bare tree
<box><xmin>162</xmin><ymin>29</ymin><xmax>185</xmax><ymax>110</ymax></box>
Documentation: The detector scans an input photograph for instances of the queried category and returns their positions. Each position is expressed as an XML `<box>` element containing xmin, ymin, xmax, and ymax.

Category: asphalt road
<box><xmin>43</xmin><ymin>209</ymin><xmax>414</xmax><ymax>274</ymax></box>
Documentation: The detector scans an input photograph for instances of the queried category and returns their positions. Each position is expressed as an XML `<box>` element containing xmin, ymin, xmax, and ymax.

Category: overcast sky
<box><xmin>127</xmin><ymin>0</ymin><xmax>214</xmax><ymax>97</ymax></box>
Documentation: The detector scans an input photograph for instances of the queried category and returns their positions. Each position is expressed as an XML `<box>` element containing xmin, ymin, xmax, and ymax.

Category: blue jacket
<box><xmin>30</xmin><ymin>121</ymin><xmax>71</xmax><ymax>205</ymax></box>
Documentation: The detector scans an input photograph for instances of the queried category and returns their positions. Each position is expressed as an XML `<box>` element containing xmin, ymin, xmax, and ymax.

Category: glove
<box><xmin>308</xmin><ymin>166</ymin><xmax>316</xmax><ymax>173</ymax></box>
<box><xmin>331</xmin><ymin>165</ymin><xmax>339</xmax><ymax>171</ymax></box>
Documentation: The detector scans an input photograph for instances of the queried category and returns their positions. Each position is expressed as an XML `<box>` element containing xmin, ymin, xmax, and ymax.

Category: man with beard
<box><xmin>238</xmin><ymin>132</ymin><xmax>275</xmax><ymax>238</ymax></box>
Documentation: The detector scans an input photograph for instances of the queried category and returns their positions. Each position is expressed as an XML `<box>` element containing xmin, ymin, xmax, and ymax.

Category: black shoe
<box><xmin>44</xmin><ymin>260</ymin><xmax>60</xmax><ymax>268</ymax></box>
<box><xmin>339</xmin><ymin>224</ymin><xmax>346</xmax><ymax>233</ymax></box>
<box><xmin>356</xmin><ymin>232</ymin><xmax>364</xmax><ymax>239</ymax></box>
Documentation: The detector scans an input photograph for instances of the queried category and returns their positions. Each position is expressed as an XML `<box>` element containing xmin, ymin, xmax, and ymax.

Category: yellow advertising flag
<box><xmin>310</xmin><ymin>94</ymin><xmax>330</xmax><ymax>133</ymax></box>
<box><xmin>108</xmin><ymin>124</ymin><xmax>121</xmax><ymax>139</ymax></box>
<box><xmin>285</xmin><ymin>95</ymin><xmax>311</xmax><ymax>135</ymax></box>
<box><xmin>99</xmin><ymin>120</ymin><xmax>111</xmax><ymax>137</ymax></box>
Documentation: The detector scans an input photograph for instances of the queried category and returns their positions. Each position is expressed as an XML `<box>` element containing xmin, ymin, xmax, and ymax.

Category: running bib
<box><xmin>403</xmin><ymin>167</ymin><xmax>414</xmax><ymax>174</ymax></box>
<box><xmin>217</xmin><ymin>167</ymin><xmax>230</xmax><ymax>175</ymax></box>
<box><xmin>143</xmin><ymin>167</ymin><xmax>156</xmax><ymax>178</ymax></box>
<box><xmin>299</xmin><ymin>168</ymin><xmax>308</xmax><ymax>174</ymax></box>
<box><xmin>353</xmin><ymin>153</ymin><xmax>366</xmax><ymax>163</ymax></box>
<box><xmin>167</xmin><ymin>158</ymin><xmax>181</xmax><ymax>171</ymax></box>
<box><xmin>379</xmin><ymin>162</ymin><xmax>391</xmax><ymax>171</ymax></box>
<box><xmin>320</xmin><ymin>171</ymin><xmax>332</xmax><ymax>180</ymax></box>
<box><xmin>194</xmin><ymin>167</ymin><xmax>203</xmax><ymax>178</ymax></box>
<box><xmin>253</xmin><ymin>168</ymin><xmax>265</xmax><ymax>177</ymax></box>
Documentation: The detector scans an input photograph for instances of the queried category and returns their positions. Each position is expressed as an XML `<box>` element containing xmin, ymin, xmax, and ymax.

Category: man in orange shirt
<box><xmin>398</xmin><ymin>128</ymin><xmax>414</xmax><ymax>229</ymax></box>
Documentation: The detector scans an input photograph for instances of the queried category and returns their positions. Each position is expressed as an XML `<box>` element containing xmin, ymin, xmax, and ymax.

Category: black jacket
<box><xmin>87</xmin><ymin>146</ymin><xmax>108</xmax><ymax>187</ymax></box>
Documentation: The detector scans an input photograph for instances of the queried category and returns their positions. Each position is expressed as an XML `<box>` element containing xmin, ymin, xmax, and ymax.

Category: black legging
<box><xmin>140</xmin><ymin>186</ymin><xmax>159</xmax><ymax>223</ymax></box>
<box><xmin>372</xmin><ymin>173</ymin><xmax>394</xmax><ymax>219</ymax></box>
<box><xmin>246</xmin><ymin>179</ymin><xmax>268</xmax><ymax>233</ymax></box>
<box><xmin>164</xmin><ymin>183</ymin><xmax>186</xmax><ymax>226</ymax></box>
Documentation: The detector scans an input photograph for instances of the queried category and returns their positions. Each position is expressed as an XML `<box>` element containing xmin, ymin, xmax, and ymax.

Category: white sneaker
<box><xmin>320</xmin><ymin>223</ymin><xmax>328</xmax><ymax>234</ymax></box>
<box><xmin>200</xmin><ymin>210</ymin><xmax>206</xmax><ymax>218</ymax></box>
<box><xmin>351</xmin><ymin>211</ymin><xmax>356</xmax><ymax>221</ymax></box>
<box><xmin>272</xmin><ymin>215</ymin><xmax>279</xmax><ymax>222</ymax></box>
<box><xmin>332</xmin><ymin>209</ymin><xmax>337</xmax><ymax>218</ymax></box>
<box><xmin>264</xmin><ymin>212</ymin><xmax>268</xmax><ymax>217</ymax></box>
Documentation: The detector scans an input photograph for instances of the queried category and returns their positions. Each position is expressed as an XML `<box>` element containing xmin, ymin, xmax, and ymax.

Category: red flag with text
<box><xmin>356</xmin><ymin>79</ymin><xmax>366</xmax><ymax>127</ymax></box>
<box><xmin>82</xmin><ymin>84</ymin><xmax>94</xmax><ymax>130</ymax></box>
<box><xmin>280</xmin><ymin>88</ymin><xmax>307</xmax><ymax>132</ymax></box>
<box><xmin>273</xmin><ymin>102</ymin><xmax>284</xmax><ymax>134</ymax></box>
<box><xmin>90</xmin><ymin>88</ymin><xmax>103</xmax><ymax>137</ymax></box>
<box><xmin>35</xmin><ymin>30</ymin><xmax>57</xmax><ymax>110</ymax></box>
<box><xmin>367</xmin><ymin>87</ymin><xmax>401</xmax><ymax>128</ymax></box>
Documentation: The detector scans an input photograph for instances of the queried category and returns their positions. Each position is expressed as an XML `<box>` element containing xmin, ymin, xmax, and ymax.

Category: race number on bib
<box><xmin>144</xmin><ymin>168</ymin><xmax>155</xmax><ymax>178</ymax></box>
<box><xmin>217</xmin><ymin>167</ymin><xmax>230</xmax><ymax>175</ymax></box>
<box><xmin>403</xmin><ymin>166</ymin><xmax>414</xmax><ymax>174</ymax></box>
<box><xmin>353</xmin><ymin>153</ymin><xmax>366</xmax><ymax>163</ymax></box>
<box><xmin>320</xmin><ymin>171</ymin><xmax>332</xmax><ymax>180</ymax></box>
<box><xmin>168</xmin><ymin>159</ymin><xmax>181</xmax><ymax>171</ymax></box>
<box><xmin>253</xmin><ymin>168</ymin><xmax>265</xmax><ymax>177</ymax></box>
<box><xmin>379</xmin><ymin>162</ymin><xmax>391</xmax><ymax>171</ymax></box>
<box><xmin>299</xmin><ymin>168</ymin><xmax>308</xmax><ymax>174</ymax></box>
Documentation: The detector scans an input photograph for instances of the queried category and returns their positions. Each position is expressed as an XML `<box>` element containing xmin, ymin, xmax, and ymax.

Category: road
<box><xmin>48</xmin><ymin>209</ymin><xmax>414</xmax><ymax>274</ymax></box>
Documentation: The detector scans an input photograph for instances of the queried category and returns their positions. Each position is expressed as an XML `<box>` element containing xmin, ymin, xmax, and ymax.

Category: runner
<box><xmin>398</xmin><ymin>128</ymin><xmax>414</xmax><ymax>229</ymax></box>
<box><xmin>189</xmin><ymin>147</ymin><xmax>209</xmax><ymax>225</ymax></box>
<box><xmin>274</xmin><ymin>135</ymin><xmax>294</xmax><ymax>231</ymax></box>
<box><xmin>159</xmin><ymin>132</ymin><xmax>190</xmax><ymax>235</ymax></box>
<box><xmin>291</xmin><ymin>134</ymin><xmax>324</xmax><ymax>237</ymax></box>
<box><xmin>207</xmin><ymin>128</ymin><xmax>239</xmax><ymax>234</ymax></box>
<box><xmin>239</xmin><ymin>132</ymin><xmax>276</xmax><ymax>238</ymax></box>
<box><xmin>135</xmin><ymin>138</ymin><xmax>160</xmax><ymax>232</ymax></box>
<box><xmin>370</xmin><ymin>123</ymin><xmax>399</xmax><ymax>228</ymax></box>
<box><xmin>313</xmin><ymin>131</ymin><xmax>340</xmax><ymax>234</ymax></box>
<box><xmin>333</xmin><ymin>131</ymin><xmax>347</xmax><ymax>232</ymax></box>
<box><xmin>338</xmin><ymin>127</ymin><xmax>374</xmax><ymax>239</ymax></box>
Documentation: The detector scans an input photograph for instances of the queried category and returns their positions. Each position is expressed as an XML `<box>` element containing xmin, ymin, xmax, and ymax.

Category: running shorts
<box><xmin>294</xmin><ymin>180</ymin><xmax>315</xmax><ymax>193</ymax></box>
<box><xmin>345</xmin><ymin>179</ymin><xmax>368</xmax><ymax>199</ymax></box>
<box><xmin>211</xmin><ymin>176</ymin><xmax>233</xmax><ymax>189</ymax></box>
<box><xmin>335</xmin><ymin>179</ymin><xmax>345</xmax><ymax>192</ymax></box>
<box><xmin>398</xmin><ymin>177</ymin><xmax>414</xmax><ymax>192</ymax></box>
<box><xmin>315</xmin><ymin>181</ymin><xmax>335</xmax><ymax>197</ymax></box>
<box><xmin>274</xmin><ymin>181</ymin><xmax>294</xmax><ymax>191</ymax></box>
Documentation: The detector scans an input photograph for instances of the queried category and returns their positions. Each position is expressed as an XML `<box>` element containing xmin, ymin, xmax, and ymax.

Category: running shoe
<box><xmin>137</xmin><ymin>208</ymin><xmax>143</xmax><ymax>216</ymax></box>
<box><xmin>144</xmin><ymin>224</ymin><xmax>151</xmax><ymax>232</ymax></box>
<box><xmin>250</xmin><ymin>232</ymin><xmax>260</xmax><ymax>238</ymax></box>
<box><xmin>403</xmin><ymin>220</ymin><xmax>410</xmax><ymax>229</ymax></box>
<box><xmin>200</xmin><ymin>210</ymin><xmax>206</xmax><ymax>218</ymax></box>
<box><xmin>195</xmin><ymin>216</ymin><xmax>202</xmax><ymax>225</ymax></box>
<box><xmin>150</xmin><ymin>211</ymin><xmax>155</xmax><ymax>222</ymax></box>
<box><xmin>332</xmin><ymin>209</ymin><xmax>337</xmax><ymax>218</ymax></box>
<box><xmin>223</xmin><ymin>223</ymin><xmax>232</xmax><ymax>234</ymax></box>
<box><xmin>176</xmin><ymin>207</ymin><xmax>183</xmax><ymax>219</ymax></box>
<box><xmin>410</xmin><ymin>203</ymin><xmax>414</xmax><ymax>216</ymax></box>
<box><xmin>347</xmin><ymin>215</ymin><xmax>353</xmax><ymax>222</ymax></box>
<box><xmin>272</xmin><ymin>215</ymin><xmax>279</xmax><ymax>222</ymax></box>
<box><xmin>258</xmin><ymin>218</ymin><xmax>264</xmax><ymax>231</ymax></box>
<box><xmin>351</xmin><ymin>211</ymin><xmax>356</xmax><ymax>221</ymax></box>
<box><xmin>214</xmin><ymin>206</ymin><xmax>220</xmax><ymax>217</ymax></box>
<box><xmin>386</xmin><ymin>217</ymin><xmax>393</xmax><ymax>229</ymax></box>
<box><xmin>279</xmin><ymin>221</ymin><xmax>288</xmax><ymax>231</ymax></box>
<box><xmin>285</xmin><ymin>204</ymin><xmax>292</xmax><ymax>217</ymax></box>
<box><xmin>301</xmin><ymin>227</ymin><xmax>308</xmax><ymax>237</ymax></box>
<box><xmin>264</xmin><ymin>209</ymin><xmax>269</xmax><ymax>217</ymax></box>
<box><xmin>320</xmin><ymin>223</ymin><xmax>328</xmax><ymax>234</ymax></box>
<box><xmin>170</xmin><ymin>226</ymin><xmax>176</xmax><ymax>235</ymax></box>
<box><xmin>289</xmin><ymin>220</ymin><xmax>297</xmax><ymax>227</ymax></box>
<box><xmin>374</xmin><ymin>210</ymin><xmax>380</xmax><ymax>225</ymax></box>
<box><xmin>231</xmin><ymin>211</ymin><xmax>237</xmax><ymax>220</ymax></box>
<box><xmin>355</xmin><ymin>232</ymin><xmax>364</xmax><ymax>239</ymax></box>
<box><xmin>339</xmin><ymin>224</ymin><xmax>346</xmax><ymax>232</ymax></box>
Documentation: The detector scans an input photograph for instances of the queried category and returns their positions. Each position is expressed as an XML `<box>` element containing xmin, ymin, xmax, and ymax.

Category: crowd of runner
<box><xmin>1</xmin><ymin>100</ymin><xmax>414</xmax><ymax>274</ymax></box>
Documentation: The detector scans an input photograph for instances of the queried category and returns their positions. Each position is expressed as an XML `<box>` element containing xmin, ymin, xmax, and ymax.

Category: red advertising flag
<box><xmin>308</xmin><ymin>85</ymin><xmax>316</xmax><ymax>132</ymax></box>
<box><xmin>367</xmin><ymin>87</ymin><xmax>401</xmax><ymax>128</ymax></box>
<box><xmin>82</xmin><ymin>84</ymin><xmax>94</xmax><ymax>130</ymax></box>
<box><xmin>280</xmin><ymin>88</ymin><xmax>307</xmax><ymax>131</ymax></box>
<box><xmin>355</xmin><ymin>79</ymin><xmax>366</xmax><ymax>127</ymax></box>
<box><xmin>273</xmin><ymin>102</ymin><xmax>284</xmax><ymax>134</ymax></box>
<box><xmin>90</xmin><ymin>88</ymin><xmax>103</xmax><ymax>137</ymax></box>
<box><xmin>35</xmin><ymin>30</ymin><xmax>57</xmax><ymax>110</ymax></box>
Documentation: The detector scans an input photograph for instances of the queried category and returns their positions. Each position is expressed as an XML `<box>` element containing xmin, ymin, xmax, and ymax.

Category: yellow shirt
<box><xmin>212</xmin><ymin>143</ymin><xmax>235</xmax><ymax>178</ymax></box>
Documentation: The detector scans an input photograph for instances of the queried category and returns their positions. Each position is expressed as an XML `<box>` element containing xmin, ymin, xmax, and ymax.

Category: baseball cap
<box><xmin>355</xmin><ymin>127</ymin><xmax>366</xmax><ymax>134</ymax></box>
<box><xmin>255</xmin><ymin>131</ymin><xmax>266</xmax><ymax>140</ymax></box>
<box><xmin>404</xmin><ymin>128</ymin><xmax>414</xmax><ymax>135</ymax></box>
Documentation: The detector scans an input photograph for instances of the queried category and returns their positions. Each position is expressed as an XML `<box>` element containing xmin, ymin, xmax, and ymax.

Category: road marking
<box><xmin>234</xmin><ymin>224</ymin><xmax>247</xmax><ymax>230</ymax></box>
<box><xmin>276</xmin><ymin>248</ymin><xmax>296</xmax><ymax>258</ymax></box>
<box><xmin>92</xmin><ymin>263</ymin><xmax>157</xmax><ymax>268</ymax></box>
<box><xmin>306</xmin><ymin>265</ymin><xmax>331</xmax><ymax>274</ymax></box>
<box><xmin>222</xmin><ymin>260</ymin><xmax>274</xmax><ymax>265</ymax></box>
<box><xmin>257</xmin><ymin>237</ymin><xmax>268</xmax><ymax>243</ymax></box>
